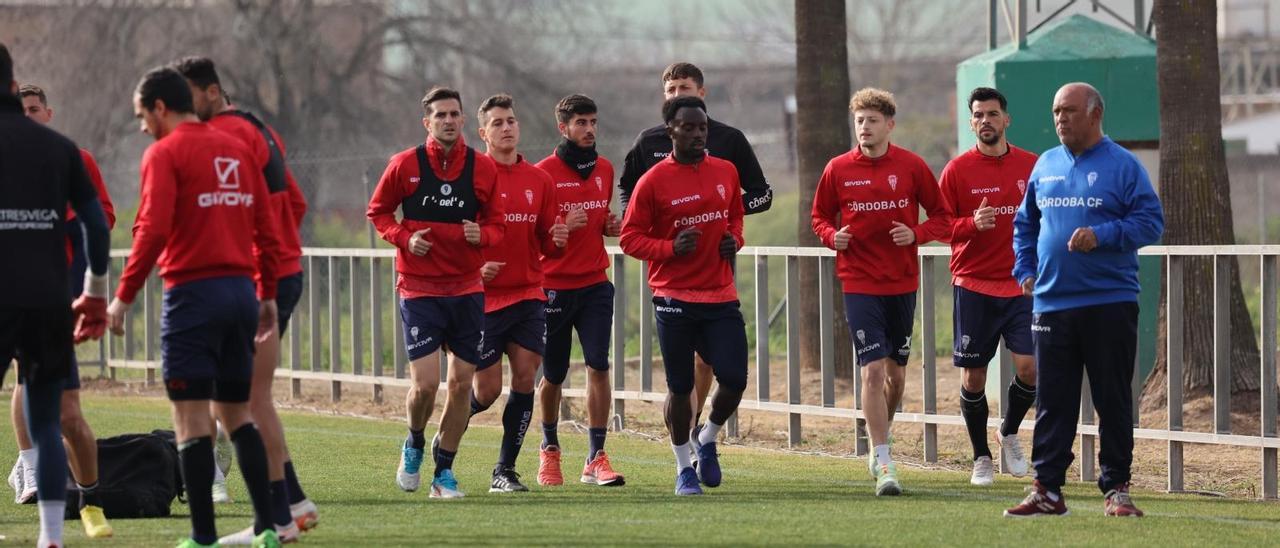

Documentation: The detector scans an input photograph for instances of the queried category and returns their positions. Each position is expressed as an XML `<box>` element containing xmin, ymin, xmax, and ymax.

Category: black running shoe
<box><xmin>490</xmin><ymin>466</ymin><xmax>529</xmax><ymax>493</ymax></box>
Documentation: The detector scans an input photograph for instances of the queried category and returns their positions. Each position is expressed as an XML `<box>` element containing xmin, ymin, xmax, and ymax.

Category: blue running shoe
<box><xmin>397</xmin><ymin>441</ymin><xmax>424</xmax><ymax>492</ymax></box>
<box><xmin>675</xmin><ymin>467</ymin><xmax>703</xmax><ymax>496</ymax></box>
<box><xmin>431</xmin><ymin>468</ymin><xmax>465</xmax><ymax>499</ymax></box>
<box><xmin>695</xmin><ymin>440</ymin><xmax>721</xmax><ymax>487</ymax></box>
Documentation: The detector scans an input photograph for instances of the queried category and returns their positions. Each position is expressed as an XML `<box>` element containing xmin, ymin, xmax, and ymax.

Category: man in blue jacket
<box><xmin>1004</xmin><ymin>83</ymin><xmax>1163</xmax><ymax>518</ymax></box>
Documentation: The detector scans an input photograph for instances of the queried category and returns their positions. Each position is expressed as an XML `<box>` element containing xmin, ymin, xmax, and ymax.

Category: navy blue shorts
<box><xmin>161</xmin><ymin>276</ymin><xmax>258</xmax><ymax>402</ymax></box>
<box><xmin>844</xmin><ymin>292</ymin><xmax>916</xmax><ymax>367</ymax></box>
<box><xmin>952</xmin><ymin>286</ymin><xmax>1033</xmax><ymax>367</ymax></box>
<box><xmin>399</xmin><ymin>293</ymin><xmax>484</xmax><ymax>365</ymax></box>
<box><xmin>653</xmin><ymin>298</ymin><xmax>748</xmax><ymax>394</ymax></box>
<box><xmin>276</xmin><ymin>272</ymin><xmax>304</xmax><ymax>335</ymax></box>
<box><xmin>543</xmin><ymin>282</ymin><xmax>613</xmax><ymax>385</ymax></box>
<box><xmin>0</xmin><ymin>306</ymin><xmax>73</xmax><ymax>387</ymax></box>
<box><xmin>478</xmin><ymin>299</ymin><xmax>547</xmax><ymax>370</ymax></box>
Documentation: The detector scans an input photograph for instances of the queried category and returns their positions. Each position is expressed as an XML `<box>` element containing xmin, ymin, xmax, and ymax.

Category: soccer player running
<box><xmin>0</xmin><ymin>42</ymin><xmax>111</xmax><ymax>548</ymax></box>
<box><xmin>106</xmin><ymin>66</ymin><xmax>284</xmax><ymax>548</ymax></box>
<box><xmin>621</xmin><ymin>95</ymin><xmax>747</xmax><ymax>496</ymax></box>
<box><xmin>172</xmin><ymin>56</ymin><xmax>317</xmax><ymax>541</ymax></box>
<box><xmin>533</xmin><ymin>94</ymin><xmax>625</xmax><ymax>487</ymax></box>
<box><xmin>368</xmin><ymin>86</ymin><xmax>504</xmax><ymax>499</ymax></box>
<box><xmin>810</xmin><ymin>88</ymin><xmax>950</xmax><ymax>496</ymax></box>
<box><xmin>938</xmin><ymin>87</ymin><xmax>1038</xmax><ymax>486</ymax></box>
<box><xmin>1005</xmin><ymin>83</ymin><xmax>1163</xmax><ymax>518</ymax></box>
<box><xmin>469</xmin><ymin>93</ymin><xmax>570</xmax><ymax>492</ymax></box>
<box><xmin>618</xmin><ymin>61</ymin><xmax>772</xmax><ymax>454</ymax></box>
<box><xmin>8</xmin><ymin>83</ymin><xmax>116</xmax><ymax>539</ymax></box>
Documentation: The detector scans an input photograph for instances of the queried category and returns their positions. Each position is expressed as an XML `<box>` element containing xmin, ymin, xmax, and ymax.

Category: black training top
<box><xmin>619</xmin><ymin>117</ymin><xmax>772</xmax><ymax>215</ymax></box>
<box><xmin>0</xmin><ymin>93</ymin><xmax>109</xmax><ymax>308</ymax></box>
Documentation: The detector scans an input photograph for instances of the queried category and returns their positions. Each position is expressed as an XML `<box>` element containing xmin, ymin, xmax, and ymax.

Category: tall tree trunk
<box><xmin>1143</xmin><ymin>0</ymin><xmax>1261</xmax><ymax>416</ymax></box>
<box><xmin>795</xmin><ymin>1</ymin><xmax>853</xmax><ymax>377</ymax></box>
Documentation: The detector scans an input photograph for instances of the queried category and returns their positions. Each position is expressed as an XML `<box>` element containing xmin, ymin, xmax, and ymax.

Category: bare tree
<box><xmin>1143</xmin><ymin>0</ymin><xmax>1261</xmax><ymax>418</ymax></box>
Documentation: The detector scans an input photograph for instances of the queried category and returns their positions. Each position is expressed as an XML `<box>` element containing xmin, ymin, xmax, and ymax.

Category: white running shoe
<box><xmin>218</xmin><ymin>521</ymin><xmax>300</xmax><ymax>545</ymax></box>
<box><xmin>289</xmin><ymin>498</ymin><xmax>319</xmax><ymax>531</ymax></box>
<box><xmin>211</xmin><ymin>477</ymin><xmax>232</xmax><ymax>504</ymax></box>
<box><xmin>7</xmin><ymin>458</ymin><xmax>21</xmax><ymax>502</ymax></box>
<box><xmin>1000</xmin><ymin>433</ymin><xmax>1029</xmax><ymax>477</ymax></box>
<box><xmin>18</xmin><ymin>459</ymin><xmax>36</xmax><ymax>504</ymax></box>
<box><xmin>970</xmin><ymin>455</ymin><xmax>995</xmax><ymax>486</ymax></box>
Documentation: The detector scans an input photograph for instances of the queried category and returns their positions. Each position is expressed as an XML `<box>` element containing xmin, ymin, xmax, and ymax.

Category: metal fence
<box><xmin>95</xmin><ymin>245</ymin><xmax>1280</xmax><ymax>499</ymax></box>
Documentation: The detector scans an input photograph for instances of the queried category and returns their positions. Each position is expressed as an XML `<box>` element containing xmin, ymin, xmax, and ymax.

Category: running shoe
<box><xmin>430</xmin><ymin>468</ymin><xmax>464</xmax><ymax>499</ymax></box>
<box><xmin>580</xmin><ymin>450</ymin><xmax>625</xmax><ymax>486</ymax></box>
<box><xmin>674</xmin><ymin>466</ymin><xmax>702</xmax><ymax>496</ymax></box>
<box><xmin>1004</xmin><ymin>480</ymin><xmax>1069</xmax><ymax>517</ymax></box>
<box><xmin>970</xmin><ymin>456</ymin><xmax>995</xmax><ymax>486</ymax></box>
<box><xmin>1104</xmin><ymin>483</ymin><xmax>1144</xmax><ymax>517</ymax></box>
<box><xmin>538</xmin><ymin>446</ymin><xmax>563</xmax><ymax>486</ymax></box>
<box><xmin>396</xmin><ymin>440</ymin><xmax>424</xmax><ymax>492</ymax></box>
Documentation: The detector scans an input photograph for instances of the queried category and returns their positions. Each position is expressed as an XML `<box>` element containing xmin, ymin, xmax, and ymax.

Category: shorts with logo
<box><xmin>0</xmin><ymin>306</ymin><xmax>74</xmax><ymax>387</ymax></box>
<box><xmin>399</xmin><ymin>293</ymin><xmax>484</xmax><ymax>365</ymax></box>
<box><xmin>952</xmin><ymin>285</ymin><xmax>1033</xmax><ymax>367</ymax></box>
<box><xmin>477</xmin><ymin>299</ymin><xmax>546</xmax><ymax>370</ymax></box>
<box><xmin>161</xmin><ymin>276</ymin><xmax>258</xmax><ymax>402</ymax></box>
<box><xmin>844</xmin><ymin>292</ymin><xmax>916</xmax><ymax>367</ymax></box>
<box><xmin>653</xmin><ymin>297</ymin><xmax>748</xmax><ymax>394</ymax></box>
<box><xmin>543</xmin><ymin>281</ymin><xmax>613</xmax><ymax>385</ymax></box>
<box><xmin>276</xmin><ymin>272</ymin><xmax>305</xmax><ymax>335</ymax></box>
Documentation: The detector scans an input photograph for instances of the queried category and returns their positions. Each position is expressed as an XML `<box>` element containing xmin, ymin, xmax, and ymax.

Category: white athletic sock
<box><xmin>699</xmin><ymin>421</ymin><xmax>722</xmax><ymax>446</ymax></box>
<box><xmin>1045</xmin><ymin>490</ymin><xmax>1061</xmax><ymax>502</ymax></box>
<box><xmin>38</xmin><ymin>499</ymin><xmax>65</xmax><ymax>545</ymax></box>
<box><xmin>213</xmin><ymin>460</ymin><xmax>226</xmax><ymax>482</ymax></box>
<box><xmin>19</xmin><ymin>448</ymin><xmax>37</xmax><ymax>467</ymax></box>
<box><xmin>672</xmin><ymin>442</ymin><xmax>693</xmax><ymax>473</ymax></box>
<box><xmin>874</xmin><ymin>444</ymin><xmax>893</xmax><ymax>467</ymax></box>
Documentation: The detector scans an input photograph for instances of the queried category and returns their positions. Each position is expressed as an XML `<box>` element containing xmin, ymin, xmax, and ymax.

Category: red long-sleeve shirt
<box><xmin>620</xmin><ymin>155</ymin><xmax>744</xmax><ymax>303</ymax></box>
<box><xmin>65</xmin><ymin>149</ymin><xmax>116</xmax><ymax>264</ymax></box>
<box><xmin>367</xmin><ymin>135</ymin><xmax>503</xmax><ymax>298</ymax></box>
<box><xmin>117</xmin><ymin>122</ymin><xmax>281</xmax><ymax>303</ymax></box>
<box><xmin>810</xmin><ymin>144</ymin><xmax>950</xmax><ymax>295</ymax></box>
<box><xmin>208</xmin><ymin>112</ymin><xmax>306</xmax><ymax>278</ymax></box>
<box><xmin>535</xmin><ymin>154</ymin><xmax>614</xmax><ymax>290</ymax></box>
<box><xmin>938</xmin><ymin>145</ymin><xmax>1038</xmax><ymax>297</ymax></box>
<box><xmin>482</xmin><ymin>154</ymin><xmax>563</xmax><ymax>312</ymax></box>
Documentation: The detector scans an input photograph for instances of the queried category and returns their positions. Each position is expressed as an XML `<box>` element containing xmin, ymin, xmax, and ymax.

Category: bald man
<box><xmin>1004</xmin><ymin>83</ymin><xmax>1163</xmax><ymax>518</ymax></box>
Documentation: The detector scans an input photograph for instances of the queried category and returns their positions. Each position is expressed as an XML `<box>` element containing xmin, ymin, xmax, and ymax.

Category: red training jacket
<box><xmin>482</xmin><ymin>154</ymin><xmax>563</xmax><ymax>313</ymax></box>
<box><xmin>208</xmin><ymin>111</ymin><xmax>307</xmax><ymax>279</ymax></box>
<box><xmin>620</xmin><ymin>155</ymin><xmax>744</xmax><ymax>303</ymax></box>
<box><xmin>65</xmin><ymin>149</ymin><xmax>116</xmax><ymax>266</ymax></box>
<box><xmin>938</xmin><ymin>145</ymin><xmax>1038</xmax><ymax>298</ymax></box>
<box><xmin>810</xmin><ymin>144</ymin><xmax>951</xmax><ymax>295</ymax></box>
<box><xmin>535</xmin><ymin>153</ymin><xmax>614</xmax><ymax>290</ymax></box>
<box><xmin>117</xmin><ymin>122</ymin><xmax>281</xmax><ymax>303</ymax></box>
<box><xmin>367</xmin><ymin>135</ymin><xmax>503</xmax><ymax>298</ymax></box>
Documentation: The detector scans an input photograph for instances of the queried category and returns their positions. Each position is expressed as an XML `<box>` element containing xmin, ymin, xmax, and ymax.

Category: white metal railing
<box><xmin>97</xmin><ymin>244</ymin><xmax>1280</xmax><ymax>499</ymax></box>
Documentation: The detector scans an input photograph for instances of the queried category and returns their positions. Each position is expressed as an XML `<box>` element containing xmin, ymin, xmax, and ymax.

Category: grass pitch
<box><xmin>0</xmin><ymin>394</ymin><xmax>1276</xmax><ymax>546</ymax></box>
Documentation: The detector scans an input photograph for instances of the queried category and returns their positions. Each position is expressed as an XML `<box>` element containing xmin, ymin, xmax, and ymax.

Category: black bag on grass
<box><xmin>63</xmin><ymin>429</ymin><xmax>184</xmax><ymax>519</ymax></box>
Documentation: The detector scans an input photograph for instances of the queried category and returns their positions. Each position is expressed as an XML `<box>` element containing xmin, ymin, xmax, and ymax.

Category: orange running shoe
<box><xmin>580</xmin><ymin>450</ymin><xmax>625</xmax><ymax>486</ymax></box>
<box><xmin>538</xmin><ymin>446</ymin><xmax>564</xmax><ymax>486</ymax></box>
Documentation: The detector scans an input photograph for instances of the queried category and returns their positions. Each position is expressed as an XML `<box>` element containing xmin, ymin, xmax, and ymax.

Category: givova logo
<box><xmin>199</xmin><ymin>157</ymin><xmax>253</xmax><ymax>208</ymax></box>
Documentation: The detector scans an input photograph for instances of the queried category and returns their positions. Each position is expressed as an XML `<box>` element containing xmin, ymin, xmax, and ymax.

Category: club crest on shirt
<box><xmin>888</xmin><ymin>175</ymin><xmax>898</xmax><ymax>192</ymax></box>
<box><xmin>525</xmin><ymin>189</ymin><xmax>534</xmax><ymax>205</ymax></box>
<box><xmin>1017</xmin><ymin>180</ymin><xmax>1026</xmax><ymax>194</ymax></box>
<box><xmin>1087</xmin><ymin>172</ymin><xmax>1098</xmax><ymax>187</ymax></box>
<box><xmin>716</xmin><ymin>184</ymin><xmax>726</xmax><ymax>200</ymax></box>
<box><xmin>595</xmin><ymin>176</ymin><xmax>603</xmax><ymax>192</ymax></box>
<box><xmin>441</xmin><ymin>183</ymin><xmax>453</xmax><ymax>196</ymax></box>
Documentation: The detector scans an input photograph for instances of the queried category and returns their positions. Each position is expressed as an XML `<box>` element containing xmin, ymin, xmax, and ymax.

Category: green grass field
<box><xmin>2</xmin><ymin>394</ymin><xmax>1277</xmax><ymax>546</ymax></box>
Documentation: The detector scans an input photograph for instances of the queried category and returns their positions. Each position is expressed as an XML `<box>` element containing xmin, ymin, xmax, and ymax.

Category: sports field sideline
<box><xmin>0</xmin><ymin>394</ymin><xmax>1275</xmax><ymax>547</ymax></box>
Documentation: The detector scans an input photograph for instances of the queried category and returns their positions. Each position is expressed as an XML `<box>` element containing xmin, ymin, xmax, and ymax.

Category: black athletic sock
<box><xmin>541</xmin><ymin>423</ymin><xmax>559</xmax><ymax>449</ymax></box>
<box><xmin>178</xmin><ymin>436</ymin><xmax>217</xmax><ymax>545</ymax></box>
<box><xmin>230</xmin><ymin>424</ymin><xmax>275</xmax><ymax>535</ymax></box>
<box><xmin>470</xmin><ymin>391</ymin><xmax>492</xmax><ymax>417</ymax></box>
<box><xmin>1001</xmin><ymin>376</ymin><xmax>1038</xmax><ymax>437</ymax></box>
<box><xmin>434</xmin><ymin>447</ymin><xmax>457</xmax><ymax>477</ymax></box>
<box><xmin>283</xmin><ymin>460</ymin><xmax>307</xmax><ymax>505</ymax></box>
<box><xmin>587</xmin><ymin>428</ymin><xmax>607</xmax><ymax>463</ymax></box>
<box><xmin>960</xmin><ymin>388</ymin><xmax>992</xmax><ymax>460</ymax></box>
<box><xmin>270</xmin><ymin>480</ymin><xmax>292</xmax><ymax>528</ymax></box>
<box><xmin>77</xmin><ymin>481</ymin><xmax>101</xmax><ymax>509</ymax></box>
<box><xmin>498</xmin><ymin>391</ymin><xmax>534</xmax><ymax>468</ymax></box>
<box><xmin>408</xmin><ymin>428</ymin><xmax>426</xmax><ymax>450</ymax></box>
